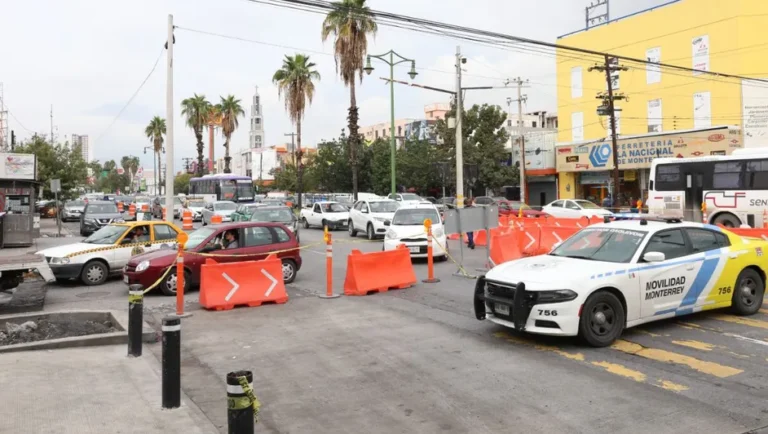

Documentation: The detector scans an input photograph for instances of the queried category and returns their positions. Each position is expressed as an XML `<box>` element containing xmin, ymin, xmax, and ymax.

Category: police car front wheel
<box><xmin>731</xmin><ymin>268</ymin><xmax>764</xmax><ymax>316</ymax></box>
<box><xmin>579</xmin><ymin>290</ymin><xmax>625</xmax><ymax>347</ymax></box>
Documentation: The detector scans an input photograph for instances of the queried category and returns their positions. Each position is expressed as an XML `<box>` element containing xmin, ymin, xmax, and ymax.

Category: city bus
<box><xmin>647</xmin><ymin>148</ymin><xmax>768</xmax><ymax>227</ymax></box>
<box><xmin>188</xmin><ymin>174</ymin><xmax>255</xmax><ymax>203</ymax></box>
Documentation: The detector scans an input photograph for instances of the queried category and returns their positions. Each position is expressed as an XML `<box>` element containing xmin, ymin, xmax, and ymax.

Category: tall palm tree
<box><xmin>144</xmin><ymin>116</ymin><xmax>166</xmax><ymax>194</ymax></box>
<box><xmin>181</xmin><ymin>94</ymin><xmax>212</xmax><ymax>176</ymax></box>
<box><xmin>120</xmin><ymin>155</ymin><xmax>140</xmax><ymax>193</ymax></box>
<box><xmin>272</xmin><ymin>54</ymin><xmax>321</xmax><ymax>210</ymax></box>
<box><xmin>218</xmin><ymin>95</ymin><xmax>245</xmax><ymax>174</ymax></box>
<box><xmin>321</xmin><ymin>0</ymin><xmax>377</xmax><ymax>201</ymax></box>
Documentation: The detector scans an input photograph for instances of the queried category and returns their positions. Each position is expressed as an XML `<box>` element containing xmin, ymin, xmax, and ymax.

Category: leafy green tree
<box><xmin>181</xmin><ymin>94</ymin><xmax>212</xmax><ymax>176</ymax></box>
<box><xmin>174</xmin><ymin>172</ymin><xmax>192</xmax><ymax>194</ymax></box>
<box><xmin>271</xmin><ymin>164</ymin><xmax>298</xmax><ymax>192</ymax></box>
<box><xmin>121</xmin><ymin>155</ymin><xmax>140</xmax><ymax>192</ymax></box>
<box><xmin>321</xmin><ymin>0</ymin><xmax>377</xmax><ymax>201</ymax></box>
<box><xmin>14</xmin><ymin>134</ymin><xmax>88</xmax><ymax>199</ymax></box>
<box><xmin>369</xmin><ymin>138</ymin><xmax>392</xmax><ymax>196</ymax></box>
<box><xmin>435</xmin><ymin>103</ymin><xmax>517</xmax><ymax>195</ymax></box>
<box><xmin>397</xmin><ymin>139</ymin><xmax>441</xmax><ymax>196</ymax></box>
<box><xmin>272</xmin><ymin>54</ymin><xmax>321</xmax><ymax>210</ymax></box>
<box><xmin>218</xmin><ymin>95</ymin><xmax>245</xmax><ymax>173</ymax></box>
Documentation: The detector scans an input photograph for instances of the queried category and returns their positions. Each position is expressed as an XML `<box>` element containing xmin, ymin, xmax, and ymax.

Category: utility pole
<box><xmin>285</xmin><ymin>132</ymin><xmax>297</xmax><ymax>165</ymax></box>
<box><xmin>590</xmin><ymin>56</ymin><xmax>627</xmax><ymax>206</ymax></box>
<box><xmin>50</xmin><ymin>105</ymin><xmax>54</xmax><ymax>145</ymax></box>
<box><xmin>505</xmin><ymin>78</ymin><xmax>529</xmax><ymax>203</ymax></box>
<box><xmin>165</xmin><ymin>14</ymin><xmax>174</xmax><ymax>222</ymax></box>
<box><xmin>455</xmin><ymin>46</ymin><xmax>464</xmax><ymax>209</ymax></box>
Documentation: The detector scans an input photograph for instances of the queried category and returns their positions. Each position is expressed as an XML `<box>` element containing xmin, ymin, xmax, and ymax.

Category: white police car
<box><xmin>474</xmin><ymin>218</ymin><xmax>768</xmax><ymax>346</ymax></box>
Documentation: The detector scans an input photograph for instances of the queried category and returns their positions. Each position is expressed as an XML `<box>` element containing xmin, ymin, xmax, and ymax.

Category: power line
<box><xmin>6</xmin><ymin>108</ymin><xmax>34</xmax><ymax>135</ymax></box>
<box><xmin>92</xmin><ymin>48</ymin><xmax>164</xmax><ymax>147</ymax></box>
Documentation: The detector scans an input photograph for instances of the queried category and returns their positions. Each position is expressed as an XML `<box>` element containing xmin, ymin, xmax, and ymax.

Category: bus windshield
<box><xmin>221</xmin><ymin>180</ymin><xmax>236</xmax><ymax>201</ymax></box>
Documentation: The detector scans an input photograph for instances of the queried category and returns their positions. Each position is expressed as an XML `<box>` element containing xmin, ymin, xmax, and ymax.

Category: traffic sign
<box><xmin>50</xmin><ymin>179</ymin><xmax>61</xmax><ymax>193</ymax></box>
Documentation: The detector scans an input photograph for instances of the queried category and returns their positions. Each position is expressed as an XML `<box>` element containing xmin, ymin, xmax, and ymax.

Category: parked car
<box><xmin>498</xmin><ymin>200</ymin><xmax>548</xmax><ymax>218</ymax></box>
<box><xmin>300</xmin><ymin>201</ymin><xmax>350</xmax><ymax>230</ymax></box>
<box><xmin>384</xmin><ymin>203</ymin><xmax>447</xmax><ymax>260</ymax></box>
<box><xmin>541</xmin><ymin>199</ymin><xmax>613</xmax><ymax>219</ymax></box>
<box><xmin>348</xmin><ymin>199</ymin><xmax>400</xmax><ymax>240</ymax></box>
<box><xmin>39</xmin><ymin>221</ymin><xmax>182</xmax><ymax>285</ymax></box>
<box><xmin>61</xmin><ymin>200</ymin><xmax>86</xmax><ymax>222</ymax></box>
<box><xmin>386</xmin><ymin>193</ymin><xmax>423</xmax><ymax>207</ymax></box>
<box><xmin>80</xmin><ymin>201</ymin><xmax>124</xmax><ymax>236</ymax></box>
<box><xmin>231</xmin><ymin>203</ymin><xmax>265</xmax><ymax>221</ymax></box>
<box><xmin>37</xmin><ymin>200</ymin><xmax>62</xmax><ymax>219</ymax></box>
<box><xmin>123</xmin><ymin>222</ymin><xmax>302</xmax><ymax>295</ymax></box>
<box><xmin>201</xmin><ymin>200</ymin><xmax>238</xmax><ymax>225</ymax></box>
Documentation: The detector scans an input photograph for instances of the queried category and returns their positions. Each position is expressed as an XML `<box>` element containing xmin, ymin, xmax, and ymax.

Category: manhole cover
<box><xmin>75</xmin><ymin>291</ymin><xmax>110</xmax><ymax>299</ymax></box>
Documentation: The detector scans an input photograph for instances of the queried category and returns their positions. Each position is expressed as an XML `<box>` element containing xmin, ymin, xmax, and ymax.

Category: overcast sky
<box><xmin>1</xmin><ymin>0</ymin><xmax>669</xmax><ymax>173</ymax></box>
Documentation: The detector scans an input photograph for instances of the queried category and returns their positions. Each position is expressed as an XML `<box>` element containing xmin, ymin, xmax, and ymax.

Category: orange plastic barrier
<box><xmin>128</xmin><ymin>204</ymin><xmax>136</xmax><ymax>218</ymax></box>
<box><xmin>211</xmin><ymin>214</ymin><xmax>223</xmax><ymax>224</ymax></box>
<box><xmin>162</xmin><ymin>207</ymin><xmax>167</xmax><ymax>220</ymax></box>
<box><xmin>141</xmin><ymin>204</ymin><xmax>149</xmax><ymax>212</ymax></box>
<box><xmin>199</xmin><ymin>254</ymin><xmax>288</xmax><ymax>310</ymax></box>
<box><xmin>182</xmin><ymin>210</ymin><xmax>193</xmax><ymax>230</ymax></box>
<box><xmin>489</xmin><ymin>231</ymin><xmax>524</xmax><ymax>266</ymax></box>
<box><xmin>726</xmin><ymin>227</ymin><xmax>768</xmax><ymax>241</ymax></box>
<box><xmin>537</xmin><ymin>225</ymin><xmax>580</xmax><ymax>255</ymax></box>
<box><xmin>518</xmin><ymin>226</ymin><xmax>541</xmax><ymax>256</ymax></box>
<box><xmin>118</xmin><ymin>202</ymin><xmax>124</xmax><ymax>213</ymax></box>
<box><xmin>344</xmin><ymin>245</ymin><xmax>417</xmax><ymax>296</ymax></box>
<box><xmin>543</xmin><ymin>217</ymin><xmax>585</xmax><ymax>228</ymax></box>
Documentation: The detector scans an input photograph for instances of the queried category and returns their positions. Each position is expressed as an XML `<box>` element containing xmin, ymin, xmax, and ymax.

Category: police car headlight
<box><xmin>135</xmin><ymin>261</ymin><xmax>150</xmax><ymax>273</ymax></box>
<box><xmin>535</xmin><ymin>289</ymin><xmax>578</xmax><ymax>304</ymax></box>
<box><xmin>50</xmin><ymin>257</ymin><xmax>70</xmax><ymax>264</ymax></box>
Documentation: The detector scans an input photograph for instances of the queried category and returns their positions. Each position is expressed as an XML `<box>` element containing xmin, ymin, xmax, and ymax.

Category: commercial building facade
<box><xmin>555</xmin><ymin>0</ymin><xmax>767</xmax><ymax>202</ymax></box>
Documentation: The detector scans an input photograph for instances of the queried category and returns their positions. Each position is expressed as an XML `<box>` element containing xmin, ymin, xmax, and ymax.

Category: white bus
<box><xmin>647</xmin><ymin>148</ymin><xmax>768</xmax><ymax>227</ymax></box>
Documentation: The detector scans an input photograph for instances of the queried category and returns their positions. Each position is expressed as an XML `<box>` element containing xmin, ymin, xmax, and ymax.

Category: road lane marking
<box><xmin>671</xmin><ymin>340</ymin><xmax>716</xmax><ymax>351</ymax></box>
<box><xmin>591</xmin><ymin>361</ymin><xmax>645</xmax><ymax>382</ymax></box>
<box><xmin>708</xmin><ymin>314</ymin><xmax>768</xmax><ymax>330</ymax></box>
<box><xmin>658</xmin><ymin>380</ymin><xmax>689</xmax><ymax>392</ymax></box>
<box><xmin>493</xmin><ymin>332</ymin><xmax>585</xmax><ymax>361</ymax></box>
<box><xmin>611</xmin><ymin>340</ymin><xmax>743</xmax><ymax>378</ymax></box>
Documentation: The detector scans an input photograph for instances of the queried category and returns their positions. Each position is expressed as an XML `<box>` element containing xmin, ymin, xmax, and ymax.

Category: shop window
<box><xmin>747</xmin><ymin>159</ymin><xmax>768</xmax><ymax>189</ymax></box>
<box><xmin>712</xmin><ymin>161</ymin><xmax>744</xmax><ymax>189</ymax></box>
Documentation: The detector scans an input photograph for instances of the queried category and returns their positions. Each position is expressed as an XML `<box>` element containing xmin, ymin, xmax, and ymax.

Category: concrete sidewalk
<box><xmin>0</xmin><ymin>345</ymin><xmax>218</xmax><ymax>434</ymax></box>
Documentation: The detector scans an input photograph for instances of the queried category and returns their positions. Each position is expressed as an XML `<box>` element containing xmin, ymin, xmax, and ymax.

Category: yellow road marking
<box><xmin>591</xmin><ymin>361</ymin><xmax>645</xmax><ymax>382</ymax></box>
<box><xmin>658</xmin><ymin>380</ymin><xmax>689</xmax><ymax>392</ymax></box>
<box><xmin>633</xmin><ymin>328</ymin><xmax>662</xmax><ymax>338</ymax></box>
<box><xmin>676</xmin><ymin>321</ymin><xmax>706</xmax><ymax>331</ymax></box>
<box><xmin>671</xmin><ymin>340</ymin><xmax>716</xmax><ymax>351</ymax></box>
<box><xmin>611</xmin><ymin>340</ymin><xmax>743</xmax><ymax>378</ymax></box>
<box><xmin>708</xmin><ymin>314</ymin><xmax>768</xmax><ymax>330</ymax></box>
<box><xmin>759</xmin><ymin>308</ymin><xmax>768</xmax><ymax>315</ymax></box>
<box><xmin>493</xmin><ymin>332</ymin><xmax>585</xmax><ymax>361</ymax></box>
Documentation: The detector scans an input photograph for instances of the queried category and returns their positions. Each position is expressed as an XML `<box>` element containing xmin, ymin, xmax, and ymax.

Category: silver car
<box><xmin>61</xmin><ymin>200</ymin><xmax>86</xmax><ymax>222</ymax></box>
<box><xmin>201</xmin><ymin>200</ymin><xmax>238</xmax><ymax>225</ymax></box>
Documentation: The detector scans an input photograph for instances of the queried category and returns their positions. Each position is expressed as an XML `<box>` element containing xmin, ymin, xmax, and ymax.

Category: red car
<box><xmin>123</xmin><ymin>222</ymin><xmax>302</xmax><ymax>296</ymax></box>
<box><xmin>496</xmin><ymin>200</ymin><xmax>548</xmax><ymax>218</ymax></box>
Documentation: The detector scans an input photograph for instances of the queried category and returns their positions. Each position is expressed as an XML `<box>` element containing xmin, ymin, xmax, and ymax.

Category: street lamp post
<box><xmin>364</xmin><ymin>51</ymin><xmax>418</xmax><ymax>196</ymax></box>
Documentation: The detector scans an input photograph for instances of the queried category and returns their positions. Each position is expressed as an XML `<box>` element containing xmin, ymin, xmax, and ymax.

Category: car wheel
<box><xmin>349</xmin><ymin>221</ymin><xmax>357</xmax><ymax>237</ymax></box>
<box><xmin>713</xmin><ymin>212</ymin><xmax>740</xmax><ymax>228</ymax></box>
<box><xmin>161</xmin><ymin>268</ymin><xmax>190</xmax><ymax>296</ymax></box>
<box><xmin>731</xmin><ymin>268</ymin><xmax>764</xmax><ymax>315</ymax></box>
<box><xmin>80</xmin><ymin>260</ymin><xmax>108</xmax><ymax>286</ymax></box>
<box><xmin>303</xmin><ymin>218</ymin><xmax>310</xmax><ymax>229</ymax></box>
<box><xmin>578</xmin><ymin>290</ymin><xmax>625</xmax><ymax>347</ymax></box>
<box><xmin>366</xmin><ymin>224</ymin><xmax>374</xmax><ymax>240</ymax></box>
<box><xmin>281</xmin><ymin>259</ymin><xmax>297</xmax><ymax>284</ymax></box>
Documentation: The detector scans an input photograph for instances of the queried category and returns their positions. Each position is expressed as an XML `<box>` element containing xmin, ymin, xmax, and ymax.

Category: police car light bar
<box><xmin>608</xmin><ymin>213</ymin><xmax>683</xmax><ymax>224</ymax></box>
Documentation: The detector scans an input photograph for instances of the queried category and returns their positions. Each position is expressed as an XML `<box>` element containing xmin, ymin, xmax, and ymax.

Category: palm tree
<box><xmin>218</xmin><ymin>95</ymin><xmax>245</xmax><ymax>174</ymax></box>
<box><xmin>321</xmin><ymin>0</ymin><xmax>377</xmax><ymax>201</ymax></box>
<box><xmin>181</xmin><ymin>94</ymin><xmax>212</xmax><ymax>176</ymax></box>
<box><xmin>120</xmin><ymin>155</ymin><xmax>140</xmax><ymax>193</ymax></box>
<box><xmin>272</xmin><ymin>54</ymin><xmax>321</xmax><ymax>210</ymax></box>
<box><xmin>144</xmin><ymin>116</ymin><xmax>166</xmax><ymax>194</ymax></box>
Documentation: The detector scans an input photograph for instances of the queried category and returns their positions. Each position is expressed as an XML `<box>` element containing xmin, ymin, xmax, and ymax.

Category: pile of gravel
<box><xmin>0</xmin><ymin>319</ymin><xmax>117</xmax><ymax>346</ymax></box>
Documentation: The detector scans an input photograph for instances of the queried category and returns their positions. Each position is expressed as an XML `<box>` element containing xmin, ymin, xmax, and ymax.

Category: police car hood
<box><xmin>486</xmin><ymin>255</ymin><xmax>615</xmax><ymax>290</ymax></box>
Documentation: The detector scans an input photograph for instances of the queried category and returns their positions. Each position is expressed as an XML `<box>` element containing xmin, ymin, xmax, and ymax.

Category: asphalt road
<box><xmin>49</xmin><ymin>219</ymin><xmax>768</xmax><ymax>433</ymax></box>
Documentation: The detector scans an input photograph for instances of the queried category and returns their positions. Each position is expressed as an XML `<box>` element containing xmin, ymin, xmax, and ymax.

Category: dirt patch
<box><xmin>0</xmin><ymin>318</ymin><xmax>117</xmax><ymax>346</ymax></box>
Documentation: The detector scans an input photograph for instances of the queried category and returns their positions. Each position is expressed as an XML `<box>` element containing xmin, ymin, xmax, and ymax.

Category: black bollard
<box><xmin>227</xmin><ymin>370</ymin><xmax>255</xmax><ymax>434</ymax></box>
<box><xmin>162</xmin><ymin>316</ymin><xmax>181</xmax><ymax>409</ymax></box>
<box><xmin>127</xmin><ymin>284</ymin><xmax>144</xmax><ymax>357</ymax></box>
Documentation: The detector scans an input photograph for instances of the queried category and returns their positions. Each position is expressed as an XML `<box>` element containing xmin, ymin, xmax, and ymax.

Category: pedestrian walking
<box><xmin>465</xmin><ymin>197</ymin><xmax>475</xmax><ymax>250</ymax></box>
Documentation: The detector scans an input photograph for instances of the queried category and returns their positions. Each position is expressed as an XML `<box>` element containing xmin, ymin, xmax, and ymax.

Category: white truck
<box><xmin>300</xmin><ymin>201</ymin><xmax>350</xmax><ymax>230</ymax></box>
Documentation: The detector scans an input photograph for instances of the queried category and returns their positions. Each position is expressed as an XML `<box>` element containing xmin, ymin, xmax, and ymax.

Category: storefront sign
<box><xmin>556</xmin><ymin>127</ymin><xmax>742</xmax><ymax>172</ymax></box>
<box><xmin>624</xmin><ymin>170</ymin><xmax>637</xmax><ymax>182</ymax></box>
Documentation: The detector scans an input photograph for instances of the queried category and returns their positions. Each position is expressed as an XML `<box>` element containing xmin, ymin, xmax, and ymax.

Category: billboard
<box><xmin>555</xmin><ymin>127</ymin><xmax>742</xmax><ymax>172</ymax></box>
<box><xmin>403</xmin><ymin>120</ymin><xmax>437</xmax><ymax>144</ymax></box>
<box><xmin>0</xmin><ymin>153</ymin><xmax>36</xmax><ymax>180</ymax></box>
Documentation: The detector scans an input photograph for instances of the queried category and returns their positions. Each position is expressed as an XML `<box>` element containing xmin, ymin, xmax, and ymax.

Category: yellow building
<box><xmin>555</xmin><ymin>0</ymin><xmax>767</xmax><ymax>202</ymax></box>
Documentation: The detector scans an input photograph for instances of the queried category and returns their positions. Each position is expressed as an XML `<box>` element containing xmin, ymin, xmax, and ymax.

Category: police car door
<box><xmin>638</xmin><ymin>228</ymin><xmax>699</xmax><ymax>318</ymax></box>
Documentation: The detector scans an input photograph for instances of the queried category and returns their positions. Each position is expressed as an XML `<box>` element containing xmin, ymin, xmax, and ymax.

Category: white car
<box><xmin>184</xmin><ymin>199</ymin><xmax>207</xmax><ymax>222</ymax></box>
<box><xmin>387</xmin><ymin>193</ymin><xmax>423</xmax><ymax>207</ymax></box>
<box><xmin>38</xmin><ymin>222</ymin><xmax>181</xmax><ymax>286</ymax></box>
<box><xmin>300</xmin><ymin>201</ymin><xmax>350</xmax><ymax>230</ymax></box>
<box><xmin>474</xmin><ymin>219</ymin><xmax>768</xmax><ymax>347</ymax></box>
<box><xmin>348</xmin><ymin>199</ymin><xmax>400</xmax><ymax>240</ymax></box>
<box><xmin>384</xmin><ymin>203</ymin><xmax>447</xmax><ymax>260</ymax></box>
<box><xmin>541</xmin><ymin>199</ymin><xmax>613</xmax><ymax>219</ymax></box>
<box><xmin>202</xmin><ymin>201</ymin><xmax>237</xmax><ymax>225</ymax></box>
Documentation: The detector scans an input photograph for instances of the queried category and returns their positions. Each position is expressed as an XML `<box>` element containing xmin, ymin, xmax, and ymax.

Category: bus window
<box><xmin>747</xmin><ymin>160</ymin><xmax>768</xmax><ymax>189</ymax></box>
<box><xmin>713</xmin><ymin>161</ymin><xmax>744</xmax><ymax>189</ymax></box>
<box><xmin>655</xmin><ymin>164</ymin><xmax>683</xmax><ymax>191</ymax></box>
<box><xmin>221</xmin><ymin>180</ymin><xmax>236</xmax><ymax>200</ymax></box>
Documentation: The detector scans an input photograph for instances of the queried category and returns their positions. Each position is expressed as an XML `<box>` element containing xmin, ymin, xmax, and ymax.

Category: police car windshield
<box><xmin>550</xmin><ymin>227</ymin><xmax>646</xmax><ymax>263</ymax></box>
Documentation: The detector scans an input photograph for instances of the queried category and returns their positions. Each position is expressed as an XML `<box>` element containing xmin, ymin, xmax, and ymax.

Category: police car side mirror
<box><xmin>643</xmin><ymin>252</ymin><xmax>666</xmax><ymax>263</ymax></box>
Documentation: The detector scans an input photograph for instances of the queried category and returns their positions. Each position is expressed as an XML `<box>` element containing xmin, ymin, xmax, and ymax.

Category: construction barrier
<box><xmin>211</xmin><ymin>214</ymin><xmax>223</xmax><ymax>225</ymax></box>
<box><xmin>141</xmin><ymin>204</ymin><xmax>149</xmax><ymax>212</ymax></box>
<box><xmin>344</xmin><ymin>245</ymin><xmax>417</xmax><ymax>296</ymax></box>
<box><xmin>118</xmin><ymin>202</ymin><xmax>124</xmax><ymax>213</ymax></box>
<box><xmin>182</xmin><ymin>210</ymin><xmax>193</xmax><ymax>230</ymax></box>
<box><xmin>199</xmin><ymin>254</ymin><xmax>288</xmax><ymax>310</ymax></box>
<box><xmin>489</xmin><ymin>230</ymin><xmax>525</xmax><ymax>266</ymax></box>
<box><xmin>129</xmin><ymin>203</ymin><xmax>136</xmax><ymax>218</ymax></box>
<box><xmin>536</xmin><ymin>225</ymin><xmax>580</xmax><ymax>255</ymax></box>
<box><xmin>162</xmin><ymin>207</ymin><xmax>167</xmax><ymax>220</ymax></box>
